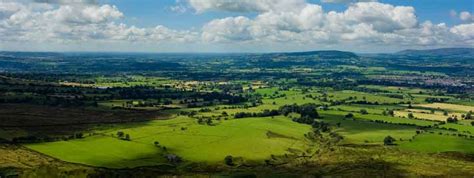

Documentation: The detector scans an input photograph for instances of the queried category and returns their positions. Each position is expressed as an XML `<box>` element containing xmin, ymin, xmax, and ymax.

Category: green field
<box><xmin>319</xmin><ymin>112</ymin><xmax>419</xmax><ymax>144</ymax></box>
<box><xmin>399</xmin><ymin>134</ymin><xmax>474</xmax><ymax>153</ymax></box>
<box><xmin>27</xmin><ymin>116</ymin><xmax>311</xmax><ymax>168</ymax></box>
<box><xmin>23</xmin><ymin>86</ymin><xmax>474</xmax><ymax>169</ymax></box>
<box><xmin>2</xmin><ymin>48</ymin><xmax>474</xmax><ymax>177</ymax></box>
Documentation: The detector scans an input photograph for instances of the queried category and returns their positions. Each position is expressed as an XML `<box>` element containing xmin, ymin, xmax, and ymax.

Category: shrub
<box><xmin>224</xmin><ymin>155</ymin><xmax>234</xmax><ymax>166</ymax></box>
<box><xmin>383</xmin><ymin>136</ymin><xmax>396</xmax><ymax>145</ymax></box>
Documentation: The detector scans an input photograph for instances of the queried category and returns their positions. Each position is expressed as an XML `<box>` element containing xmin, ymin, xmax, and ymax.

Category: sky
<box><xmin>0</xmin><ymin>0</ymin><xmax>473</xmax><ymax>53</ymax></box>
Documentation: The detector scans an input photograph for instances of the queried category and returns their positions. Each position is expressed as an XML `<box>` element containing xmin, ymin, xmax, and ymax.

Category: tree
<box><xmin>471</xmin><ymin>121</ymin><xmax>474</xmax><ymax>126</ymax></box>
<box><xmin>221</xmin><ymin>111</ymin><xmax>228</xmax><ymax>116</ymax></box>
<box><xmin>224</xmin><ymin>155</ymin><xmax>234</xmax><ymax>166</ymax></box>
<box><xmin>384</xmin><ymin>136</ymin><xmax>396</xmax><ymax>145</ymax></box>
<box><xmin>443</xmin><ymin>111</ymin><xmax>448</xmax><ymax>116</ymax></box>
<box><xmin>116</xmin><ymin>131</ymin><xmax>124</xmax><ymax>138</ymax></box>
<box><xmin>206</xmin><ymin>118</ymin><xmax>213</xmax><ymax>125</ymax></box>
<box><xmin>163</xmin><ymin>99</ymin><xmax>172</xmax><ymax>105</ymax></box>
<box><xmin>293</xmin><ymin>116</ymin><xmax>315</xmax><ymax>125</ymax></box>
<box><xmin>312</xmin><ymin>121</ymin><xmax>330</xmax><ymax>132</ymax></box>
<box><xmin>154</xmin><ymin>141</ymin><xmax>160</xmax><ymax>146</ymax></box>
<box><xmin>407</xmin><ymin>112</ymin><xmax>414</xmax><ymax>119</ymax></box>
<box><xmin>124</xmin><ymin>134</ymin><xmax>131</xmax><ymax>141</ymax></box>
<box><xmin>300</xmin><ymin>103</ymin><xmax>319</xmax><ymax>118</ymax></box>
<box><xmin>197</xmin><ymin>118</ymin><xmax>204</xmax><ymax>124</ymax></box>
<box><xmin>345</xmin><ymin>113</ymin><xmax>354</xmax><ymax>118</ymax></box>
<box><xmin>447</xmin><ymin>117</ymin><xmax>458</xmax><ymax>123</ymax></box>
<box><xmin>360</xmin><ymin>109</ymin><xmax>368</xmax><ymax>115</ymax></box>
<box><xmin>74</xmin><ymin>132</ymin><xmax>84</xmax><ymax>139</ymax></box>
<box><xmin>387</xmin><ymin>110</ymin><xmax>395</xmax><ymax>117</ymax></box>
<box><xmin>465</xmin><ymin>112</ymin><xmax>472</xmax><ymax>120</ymax></box>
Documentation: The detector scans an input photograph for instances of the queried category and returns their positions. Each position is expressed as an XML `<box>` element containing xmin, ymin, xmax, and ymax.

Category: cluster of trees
<box><xmin>424</xmin><ymin>97</ymin><xmax>449</xmax><ymax>103</ymax></box>
<box><xmin>231</xmin><ymin>103</ymin><xmax>321</xmax><ymax>125</ymax></box>
<box><xmin>446</xmin><ymin>116</ymin><xmax>458</xmax><ymax>123</ymax></box>
<box><xmin>463</xmin><ymin>111</ymin><xmax>472</xmax><ymax>120</ymax></box>
<box><xmin>11</xmin><ymin>132</ymin><xmax>86</xmax><ymax>143</ymax></box>
<box><xmin>382</xmin><ymin>110</ymin><xmax>395</xmax><ymax>116</ymax></box>
<box><xmin>279</xmin><ymin>103</ymin><xmax>319</xmax><ymax>118</ymax></box>
<box><xmin>197</xmin><ymin>118</ymin><xmax>214</xmax><ymax>125</ymax></box>
<box><xmin>116</xmin><ymin>131</ymin><xmax>131</xmax><ymax>141</ymax></box>
<box><xmin>279</xmin><ymin>103</ymin><xmax>320</xmax><ymax>124</ymax></box>
<box><xmin>1</xmin><ymin>76</ymin><xmax>250</xmax><ymax>110</ymax></box>
<box><xmin>234</xmin><ymin>109</ymin><xmax>280</xmax><ymax>119</ymax></box>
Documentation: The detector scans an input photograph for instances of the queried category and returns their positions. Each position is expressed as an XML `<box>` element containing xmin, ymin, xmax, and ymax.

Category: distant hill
<box><xmin>273</xmin><ymin>50</ymin><xmax>358</xmax><ymax>59</ymax></box>
<box><xmin>396</xmin><ymin>48</ymin><xmax>474</xmax><ymax>57</ymax></box>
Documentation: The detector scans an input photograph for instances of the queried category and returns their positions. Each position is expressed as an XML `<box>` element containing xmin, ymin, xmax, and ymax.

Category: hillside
<box><xmin>396</xmin><ymin>48</ymin><xmax>474</xmax><ymax>57</ymax></box>
<box><xmin>276</xmin><ymin>50</ymin><xmax>358</xmax><ymax>58</ymax></box>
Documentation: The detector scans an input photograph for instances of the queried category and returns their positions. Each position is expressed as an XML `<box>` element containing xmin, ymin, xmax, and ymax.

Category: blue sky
<box><xmin>0</xmin><ymin>0</ymin><xmax>472</xmax><ymax>52</ymax></box>
<box><xmin>112</xmin><ymin>0</ymin><xmax>473</xmax><ymax>29</ymax></box>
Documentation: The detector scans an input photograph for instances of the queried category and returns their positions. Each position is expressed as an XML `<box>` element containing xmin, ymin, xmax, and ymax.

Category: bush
<box><xmin>383</xmin><ymin>136</ymin><xmax>396</xmax><ymax>145</ymax></box>
<box><xmin>224</xmin><ymin>155</ymin><xmax>234</xmax><ymax>166</ymax></box>
<box><xmin>345</xmin><ymin>113</ymin><xmax>354</xmax><ymax>118</ymax></box>
<box><xmin>116</xmin><ymin>131</ymin><xmax>124</xmax><ymax>138</ymax></box>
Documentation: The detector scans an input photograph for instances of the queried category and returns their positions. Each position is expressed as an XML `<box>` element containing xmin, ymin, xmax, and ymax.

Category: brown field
<box><xmin>416</xmin><ymin>103</ymin><xmax>474</xmax><ymax>113</ymax></box>
<box><xmin>0</xmin><ymin>104</ymin><xmax>169</xmax><ymax>140</ymax></box>
<box><xmin>395</xmin><ymin>109</ymin><xmax>464</xmax><ymax>121</ymax></box>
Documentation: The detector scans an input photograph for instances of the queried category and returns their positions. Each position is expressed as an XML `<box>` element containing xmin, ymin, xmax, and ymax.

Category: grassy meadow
<box><xmin>27</xmin><ymin>116</ymin><xmax>311</xmax><ymax>168</ymax></box>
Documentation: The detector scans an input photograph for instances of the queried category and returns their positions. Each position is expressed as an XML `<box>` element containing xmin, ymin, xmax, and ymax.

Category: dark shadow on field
<box><xmin>0</xmin><ymin>103</ymin><xmax>170</xmax><ymax>141</ymax></box>
<box><xmin>4</xmin><ymin>141</ymin><xmax>474</xmax><ymax>178</ymax></box>
<box><xmin>82</xmin><ymin>158</ymin><xmax>413</xmax><ymax>178</ymax></box>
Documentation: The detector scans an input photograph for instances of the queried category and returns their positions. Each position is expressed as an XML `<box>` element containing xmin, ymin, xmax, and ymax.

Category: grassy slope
<box><xmin>399</xmin><ymin>134</ymin><xmax>474</xmax><ymax>153</ymax></box>
<box><xmin>26</xmin><ymin>116</ymin><xmax>311</xmax><ymax>168</ymax></box>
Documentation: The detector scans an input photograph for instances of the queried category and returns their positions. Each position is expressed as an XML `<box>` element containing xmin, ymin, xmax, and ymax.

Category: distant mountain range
<box><xmin>269</xmin><ymin>48</ymin><xmax>473</xmax><ymax>58</ymax></box>
<box><xmin>271</xmin><ymin>50</ymin><xmax>359</xmax><ymax>59</ymax></box>
<box><xmin>2</xmin><ymin>48</ymin><xmax>473</xmax><ymax>58</ymax></box>
<box><xmin>396</xmin><ymin>48</ymin><xmax>474</xmax><ymax>57</ymax></box>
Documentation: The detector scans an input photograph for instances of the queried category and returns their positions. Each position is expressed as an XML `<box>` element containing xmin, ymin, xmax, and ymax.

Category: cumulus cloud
<box><xmin>0</xmin><ymin>0</ymin><xmax>197</xmax><ymax>44</ymax></box>
<box><xmin>200</xmin><ymin>1</ymin><xmax>474</xmax><ymax>49</ymax></box>
<box><xmin>0</xmin><ymin>0</ymin><xmax>473</xmax><ymax>52</ymax></box>
<box><xmin>321</xmin><ymin>0</ymin><xmax>377</xmax><ymax>3</ymax></box>
<box><xmin>451</xmin><ymin>23</ymin><xmax>474</xmax><ymax>41</ymax></box>
<box><xmin>188</xmin><ymin>0</ymin><xmax>307</xmax><ymax>13</ymax></box>
<box><xmin>33</xmin><ymin>0</ymin><xmax>98</xmax><ymax>5</ymax></box>
<box><xmin>43</xmin><ymin>4</ymin><xmax>123</xmax><ymax>24</ymax></box>
<box><xmin>459</xmin><ymin>11</ymin><xmax>474</xmax><ymax>22</ymax></box>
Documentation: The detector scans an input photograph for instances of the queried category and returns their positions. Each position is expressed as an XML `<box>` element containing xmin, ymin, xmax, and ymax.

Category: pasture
<box><xmin>398</xmin><ymin>133</ymin><xmax>474</xmax><ymax>153</ymax></box>
<box><xmin>26</xmin><ymin>116</ymin><xmax>311</xmax><ymax>168</ymax></box>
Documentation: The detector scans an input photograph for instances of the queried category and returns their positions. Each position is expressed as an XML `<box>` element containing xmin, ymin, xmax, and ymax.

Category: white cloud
<box><xmin>188</xmin><ymin>0</ymin><xmax>307</xmax><ymax>13</ymax></box>
<box><xmin>170</xmin><ymin>5</ymin><xmax>188</xmax><ymax>13</ymax></box>
<box><xmin>202</xmin><ymin>16</ymin><xmax>253</xmax><ymax>42</ymax></box>
<box><xmin>0</xmin><ymin>0</ymin><xmax>198</xmax><ymax>45</ymax></box>
<box><xmin>200</xmin><ymin>1</ymin><xmax>474</xmax><ymax>50</ymax></box>
<box><xmin>0</xmin><ymin>0</ymin><xmax>472</xmax><ymax>52</ymax></box>
<box><xmin>43</xmin><ymin>4</ymin><xmax>123</xmax><ymax>24</ymax></box>
<box><xmin>321</xmin><ymin>0</ymin><xmax>377</xmax><ymax>3</ymax></box>
<box><xmin>450</xmin><ymin>10</ymin><xmax>457</xmax><ymax>18</ymax></box>
<box><xmin>33</xmin><ymin>0</ymin><xmax>98</xmax><ymax>5</ymax></box>
<box><xmin>451</xmin><ymin>23</ymin><xmax>474</xmax><ymax>40</ymax></box>
<box><xmin>459</xmin><ymin>11</ymin><xmax>474</xmax><ymax>22</ymax></box>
